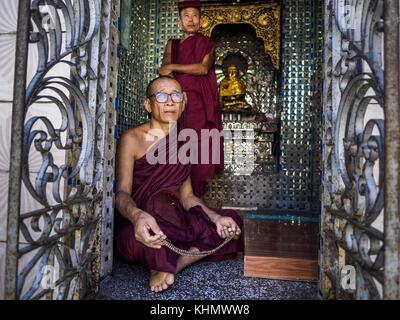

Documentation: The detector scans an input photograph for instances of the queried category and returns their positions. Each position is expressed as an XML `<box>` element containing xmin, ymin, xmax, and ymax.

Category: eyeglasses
<box><xmin>147</xmin><ymin>92</ymin><xmax>184</xmax><ymax>103</ymax></box>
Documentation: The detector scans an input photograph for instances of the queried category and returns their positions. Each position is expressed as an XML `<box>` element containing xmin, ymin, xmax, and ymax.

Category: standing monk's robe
<box><xmin>117</xmin><ymin>135</ymin><xmax>243</xmax><ymax>274</ymax></box>
<box><xmin>171</xmin><ymin>33</ymin><xmax>223</xmax><ymax>197</ymax></box>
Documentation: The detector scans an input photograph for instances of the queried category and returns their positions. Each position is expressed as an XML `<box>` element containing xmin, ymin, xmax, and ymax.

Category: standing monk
<box><xmin>159</xmin><ymin>0</ymin><xmax>223</xmax><ymax>197</ymax></box>
<box><xmin>116</xmin><ymin>76</ymin><xmax>243</xmax><ymax>293</ymax></box>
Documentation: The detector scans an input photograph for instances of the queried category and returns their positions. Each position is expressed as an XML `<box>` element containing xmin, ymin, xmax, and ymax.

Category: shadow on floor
<box><xmin>98</xmin><ymin>254</ymin><xmax>319</xmax><ymax>300</ymax></box>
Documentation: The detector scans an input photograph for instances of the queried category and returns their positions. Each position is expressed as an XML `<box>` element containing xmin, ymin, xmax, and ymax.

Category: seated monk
<box><xmin>115</xmin><ymin>76</ymin><xmax>243</xmax><ymax>293</ymax></box>
<box><xmin>219</xmin><ymin>65</ymin><xmax>246</xmax><ymax>97</ymax></box>
<box><xmin>219</xmin><ymin>65</ymin><xmax>251</xmax><ymax>110</ymax></box>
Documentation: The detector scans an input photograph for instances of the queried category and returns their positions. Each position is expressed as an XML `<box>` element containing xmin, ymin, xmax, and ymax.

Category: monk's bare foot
<box><xmin>149</xmin><ymin>271</ymin><xmax>175</xmax><ymax>293</ymax></box>
<box><xmin>175</xmin><ymin>247</ymin><xmax>203</xmax><ymax>273</ymax></box>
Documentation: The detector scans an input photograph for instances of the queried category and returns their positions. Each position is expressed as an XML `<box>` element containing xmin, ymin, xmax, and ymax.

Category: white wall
<box><xmin>0</xmin><ymin>0</ymin><xmax>20</xmax><ymax>300</ymax></box>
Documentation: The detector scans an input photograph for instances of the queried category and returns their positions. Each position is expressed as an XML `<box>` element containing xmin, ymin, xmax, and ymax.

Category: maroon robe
<box><xmin>117</xmin><ymin>135</ymin><xmax>243</xmax><ymax>274</ymax></box>
<box><xmin>171</xmin><ymin>33</ymin><xmax>224</xmax><ymax>196</ymax></box>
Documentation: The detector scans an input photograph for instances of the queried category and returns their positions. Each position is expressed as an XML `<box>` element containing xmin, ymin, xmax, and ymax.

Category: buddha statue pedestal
<box><xmin>221</xmin><ymin>96</ymin><xmax>253</xmax><ymax>112</ymax></box>
<box><xmin>221</xmin><ymin>109</ymin><xmax>256</xmax><ymax>121</ymax></box>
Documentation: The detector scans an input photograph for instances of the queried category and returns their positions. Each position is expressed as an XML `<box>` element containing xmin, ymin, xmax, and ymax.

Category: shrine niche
<box><xmin>212</xmin><ymin>24</ymin><xmax>278</xmax><ymax>117</ymax></box>
<box><xmin>200</xmin><ymin>2</ymin><xmax>280</xmax><ymax>70</ymax></box>
<box><xmin>200</xmin><ymin>2</ymin><xmax>280</xmax><ymax>118</ymax></box>
<box><xmin>203</xmin><ymin>20</ymin><xmax>280</xmax><ymax>179</ymax></box>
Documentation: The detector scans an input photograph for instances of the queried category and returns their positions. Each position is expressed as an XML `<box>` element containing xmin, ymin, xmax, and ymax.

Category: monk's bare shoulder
<box><xmin>119</xmin><ymin>123</ymin><xmax>150</xmax><ymax>159</ymax></box>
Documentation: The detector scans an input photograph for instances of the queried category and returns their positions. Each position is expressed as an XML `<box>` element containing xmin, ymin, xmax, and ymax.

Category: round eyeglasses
<box><xmin>147</xmin><ymin>92</ymin><xmax>184</xmax><ymax>103</ymax></box>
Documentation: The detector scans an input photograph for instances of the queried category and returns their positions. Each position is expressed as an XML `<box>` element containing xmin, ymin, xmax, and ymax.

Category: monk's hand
<box><xmin>213</xmin><ymin>215</ymin><xmax>241</xmax><ymax>240</ymax></box>
<box><xmin>159</xmin><ymin>65</ymin><xmax>173</xmax><ymax>77</ymax></box>
<box><xmin>133</xmin><ymin>211</ymin><xmax>167</xmax><ymax>249</ymax></box>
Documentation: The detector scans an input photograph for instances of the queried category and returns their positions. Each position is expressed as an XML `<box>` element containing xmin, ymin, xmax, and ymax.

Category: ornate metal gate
<box><xmin>320</xmin><ymin>0</ymin><xmax>400</xmax><ymax>299</ymax></box>
<box><xmin>5</xmin><ymin>0</ymin><xmax>119</xmax><ymax>299</ymax></box>
<box><xmin>4</xmin><ymin>0</ymin><xmax>398</xmax><ymax>301</ymax></box>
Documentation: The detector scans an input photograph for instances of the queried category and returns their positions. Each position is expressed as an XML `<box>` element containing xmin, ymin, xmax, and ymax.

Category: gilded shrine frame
<box><xmin>200</xmin><ymin>2</ymin><xmax>281</xmax><ymax>70</ymax></box>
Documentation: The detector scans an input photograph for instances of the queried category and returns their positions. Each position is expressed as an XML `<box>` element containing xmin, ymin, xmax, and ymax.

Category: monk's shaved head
<box><xmin>146</xmin><ymin>76</ymin><xmax>182</xmax><ymax>98</ymax></box>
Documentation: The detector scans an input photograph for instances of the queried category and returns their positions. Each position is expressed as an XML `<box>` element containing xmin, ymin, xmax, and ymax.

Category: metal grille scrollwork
<box><xmin>7</xmin><ymin>0</ymin><xmax>118</xmax><ymax>300</ymax></box>
<box><xmin>321</xmin><ymin>0</ymin><xmax>385</xmax><ymax>299</ymax></box>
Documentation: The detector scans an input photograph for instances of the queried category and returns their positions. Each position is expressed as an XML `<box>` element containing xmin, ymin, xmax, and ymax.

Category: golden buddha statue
<box><xmin>219</xmin><ymin>65</ymin><xmax>251</xmax><ymax>111</ymax></box>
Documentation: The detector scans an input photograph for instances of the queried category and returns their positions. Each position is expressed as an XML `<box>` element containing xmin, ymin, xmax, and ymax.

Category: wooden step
<box><xmin>243</xmin><ymin>211</ymin><xmax>319</xmax><ymax>282</ymax></box>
